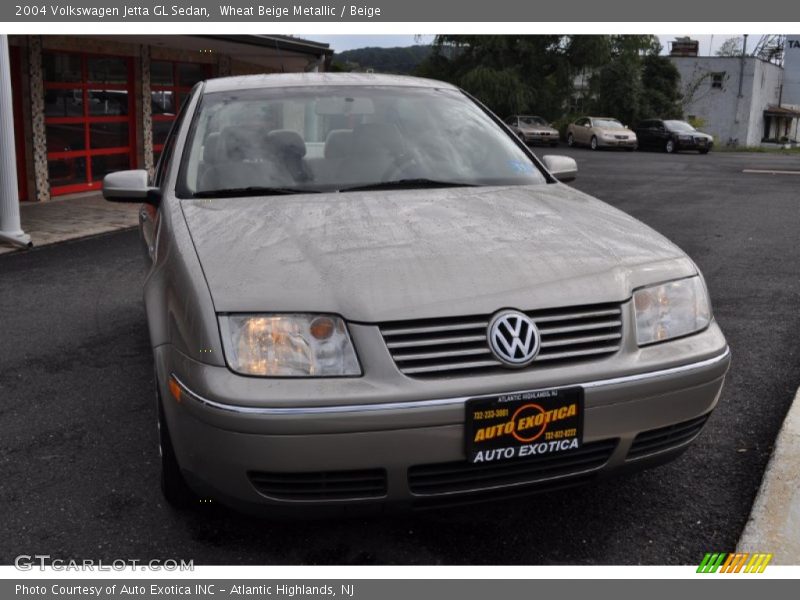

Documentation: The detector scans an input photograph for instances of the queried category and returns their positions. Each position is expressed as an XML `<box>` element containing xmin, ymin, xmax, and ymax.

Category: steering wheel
<box><xmin>382</xmin><ymin>153</ymin><xmax>422</xmax><ymax>181</ymax></box>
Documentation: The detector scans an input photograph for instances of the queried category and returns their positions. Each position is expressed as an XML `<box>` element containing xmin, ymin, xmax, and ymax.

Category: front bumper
<box><xmin>523</xmin><ymin>132</ymin><xmax>559</xmax><ymax>144</ymax></box>
<box><xmin>677</xmin><ymin>138</ymin><xmax>713</xmax><ymax>151</ymax></box>
<box><xmin>598</xmin><ymin>138</ymin><xmax>637</xmax><ymax>148</ymax></box>
<box><xmin>155</xmin><ymin>320</ymin><xmax>730</xmax><ymax>514</ymax></box>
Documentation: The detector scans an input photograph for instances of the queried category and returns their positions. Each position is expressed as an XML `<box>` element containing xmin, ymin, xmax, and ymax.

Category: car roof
<box><xmin>202</xmin><ymin>72</ymin><xmax>460</xmax><ymax>93</ymax></box>
<box><xmin>588</xmin><ymin>116</ymin><xmax>621</xmax><ymax>120</ymax></box>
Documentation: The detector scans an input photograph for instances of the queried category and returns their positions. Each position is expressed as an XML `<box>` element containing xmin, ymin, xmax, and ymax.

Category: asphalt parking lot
<box><xmin>1</xmin><ymin>147</ymin><xmax>799</xmax><ymax>565</ymax></box>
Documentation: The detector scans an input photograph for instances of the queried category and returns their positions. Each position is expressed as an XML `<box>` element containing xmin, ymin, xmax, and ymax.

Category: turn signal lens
<box><xmin>168</xmin><ymin>377</ymin><xmax>182</xmax><ymax>403</ymax></box>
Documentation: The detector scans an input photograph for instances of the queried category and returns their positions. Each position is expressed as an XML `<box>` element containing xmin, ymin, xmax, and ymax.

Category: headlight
<box><xmin>633</xmin><ymin>277</ymin><xmax>711</xmax><ymax>346</ymax></box>
<box><xmin>219</xmin><ymin>314</ymin><xmax>361</xmax><ymax>377</ymax></box>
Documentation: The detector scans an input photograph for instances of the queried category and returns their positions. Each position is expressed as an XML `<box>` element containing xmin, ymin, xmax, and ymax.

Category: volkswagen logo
<box><xmin>488</xmin><ymin>310</ymin><xmax>541</xmax><ymax>367</ymax></box>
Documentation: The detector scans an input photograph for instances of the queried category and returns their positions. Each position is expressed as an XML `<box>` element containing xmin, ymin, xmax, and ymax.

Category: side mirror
<box><xmin>542</xmin><ymin>155</ymin><xmax>578</xmax><ymax>183</ymax></box>
<box><xmin>103</xmin><ymin>170</ymin><xmax>160</xmax><ymax>205</ymax></box>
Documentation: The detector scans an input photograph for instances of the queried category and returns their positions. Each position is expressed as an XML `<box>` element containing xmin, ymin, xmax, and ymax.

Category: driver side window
<box><xmin>153</xmin><ymin>87</ymin><xmax>196</xmax><ymax>189</ymax></box>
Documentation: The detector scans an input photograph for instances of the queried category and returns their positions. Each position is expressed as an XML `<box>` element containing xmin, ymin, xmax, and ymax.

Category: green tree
<box><xmin>716</xmin><ymin>37</ymin><xmax>744</xmax><ymax>57</ymax></box>
<box><xmin>640</xmin><ymin>53</ymin><xmax>683</xmax><ymax>119</ymax></box>
<box><xmin>590</xmin><ymin>57</ymin><xmax>643</xmax><ymax>126</ymax></box>
<box><xmin>459</xmin><ymin>66</ymin><xmax>534</xmax><ymax>117</ymax></box>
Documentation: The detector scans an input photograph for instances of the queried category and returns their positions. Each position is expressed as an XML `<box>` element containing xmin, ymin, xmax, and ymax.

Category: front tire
<box><xmin>567</xmin><ymin>133</ymin><xmax>575</xmax><ymax>147</ymax></box>
<box><xmin>699</xmin><ymin>148</ymin><xmax>710</xmax><ymax>154</ymax></box>
<box><xmin>590</xmin><ymin>136</ymin><xmax>598</xmax><ymax>150</ymax></box>
<box><xmin>157</xmin><ymin>387</ymin><xmax>197</xmax><ymax>509</ymax></box>
<box><xmin>665</xmin><ymin>139</ymin><xmax>676</xmax><ymax>153</ymax></box>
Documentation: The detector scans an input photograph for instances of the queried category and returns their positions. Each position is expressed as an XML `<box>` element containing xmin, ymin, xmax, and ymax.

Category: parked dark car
<box><xmin>634</xmin><ymin>119</ymin><xmax>713</xmax><ymax>154</ymax></box>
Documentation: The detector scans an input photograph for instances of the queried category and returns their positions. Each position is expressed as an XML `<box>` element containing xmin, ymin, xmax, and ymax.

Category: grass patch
<box><xmin>715</xmin><ymin>145</ymin><xmax>800</xmax><ymax>154</ymax></box>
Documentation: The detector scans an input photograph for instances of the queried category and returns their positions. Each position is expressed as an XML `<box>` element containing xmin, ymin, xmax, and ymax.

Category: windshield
<box><xmin>665</xmin><ymin>120</ymin><xmax>696</xmax><ymax>132</ymax></box>
<box><xmin>178</xmin><ymin>85</ymin><xmax>547</xmax><ymax>197</ymax></box>
<box><xmin>593</xmin><ymin>119</ymin><xmax>624</xmax><ymax>129</ymax></box>
<box><xmin>519</xmin><ymin>116</ymin><xmax>548</xmax><ymax>127</ymax></box>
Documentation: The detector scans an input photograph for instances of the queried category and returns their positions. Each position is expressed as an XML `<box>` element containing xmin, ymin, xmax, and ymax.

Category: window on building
<box><xmin>150</xmin><ymin>60</ymin><xmax>212</xmax><ymax>164</ymax></box>
<box><xmin>711</xmin><ymin>72</ymin><xmax>725</xmax><ymax>89</ymax></box>
<box><xmin>42</xmin><ymin>51</ymin><xmax>136</xmax><ymax>196</ymax></box>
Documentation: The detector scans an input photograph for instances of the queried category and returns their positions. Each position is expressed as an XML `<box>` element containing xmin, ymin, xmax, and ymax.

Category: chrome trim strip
<box><xmin>171</xmin><ymin>346</ymin><xmax>730</xmax><ymax>416</ymax></box>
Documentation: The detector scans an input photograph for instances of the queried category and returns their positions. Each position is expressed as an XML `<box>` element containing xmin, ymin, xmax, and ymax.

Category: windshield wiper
<box><xmin>192</xmin><ymin>186</ymin><xmax>319</xmax><ymax>198</ymax></box>
<box><xmin>337</xmin><ymin>179</ymin><xmax>479</xmax><ymax>193</ymax></box>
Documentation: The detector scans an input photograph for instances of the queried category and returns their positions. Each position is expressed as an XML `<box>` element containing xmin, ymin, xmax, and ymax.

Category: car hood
<box><xmin>180</xmin><ymin>185</ymin><xmax>695</xmax><ymax>321</ymax></box>
<box><xmin>595</xmin><ymin>127</ymin><xmax>636</xmax><ymax>137</ymax></box>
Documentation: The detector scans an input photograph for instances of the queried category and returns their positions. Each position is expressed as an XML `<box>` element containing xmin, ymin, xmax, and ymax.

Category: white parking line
<box><xmin>742</xmin><ymin>169</ymin><xmax>800</xmax><ymax>175</ymax></box>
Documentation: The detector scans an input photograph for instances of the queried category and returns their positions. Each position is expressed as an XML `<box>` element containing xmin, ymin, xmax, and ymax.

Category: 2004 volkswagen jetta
<box><xmin>103</xmin><ymin>73</ymin><xmax>730</xmax><ymax>514</ymax></box>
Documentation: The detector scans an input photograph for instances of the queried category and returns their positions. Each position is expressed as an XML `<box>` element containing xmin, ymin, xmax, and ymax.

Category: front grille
<box><xmin>626</xmin><ymin>414</ymin><xmax>710</xmax><ymax>461</ymax></box>
<box><xmin>380</xmin><ymin>302</ymin><xmax>623</xmax><ymax>378</ymax></box>
<box><xmin>248</xmin><ymin>469</ymin><xmax>387</xmax><ymax>501</ymax></box>
<box><xmin>408</xmin><ymin>439</ymin><xmax>618</xmax><ymax>496</ymax></box>
<box><xmin>614</xmin><ymin>135</ymin><xmax>629</xmax><ymax>140</ymax></box>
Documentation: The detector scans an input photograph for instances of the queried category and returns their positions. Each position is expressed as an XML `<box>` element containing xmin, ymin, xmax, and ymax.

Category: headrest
<box><xmin>268</xmin><ymin>129</ymin><xmax>307</xmax><ymax>158</ymax></box>
<box><xmin>324</xmin><ymin>129</ymin><xmax>353</xmax><ymax>159</ymax></box>
<box><xmin>219</xmin><ymin>125</ymin><xmax>273</xmax><ymax>161</ymax></box>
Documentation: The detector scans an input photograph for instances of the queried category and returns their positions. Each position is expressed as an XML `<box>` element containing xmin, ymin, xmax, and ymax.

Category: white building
<box><xmin>670</xmin><ymin>36</ymin><xmax>800</xmax><ymax>147</ymax></box>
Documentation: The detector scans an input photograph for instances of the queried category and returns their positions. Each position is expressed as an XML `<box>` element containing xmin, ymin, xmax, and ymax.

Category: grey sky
<box><xmin>302</xmin><ymin>34</ymin><xmax>757</xmax><ymax>56</ymax></box>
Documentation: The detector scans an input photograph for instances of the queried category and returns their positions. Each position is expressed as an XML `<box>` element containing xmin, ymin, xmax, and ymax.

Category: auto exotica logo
<box><xmin>696</xmin><ymin>552</ymin><xmax>773</xmax><ymax>573</ymax></box>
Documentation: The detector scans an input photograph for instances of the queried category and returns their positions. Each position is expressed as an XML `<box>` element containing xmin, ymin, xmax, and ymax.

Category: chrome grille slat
<box><xmin>539</xmin><ymin>332</ymin><xmax>622</xmax><ymax>348</ymax></box>
<box><xmin>402</xmin><ymin>359</ymin><xmax>502</xmax><ymax>375</ymax></box>
<box><xmin>532</xmin><ymin>308</ymin><xmax>621</xmax><ymax>323</ymax></box>
<box><xmin>535</xmin><ymin>344</ymin><xmax>622</xmax><ymax>361</ymax></box>
<box><xmin>537</xmin><ymin>319</ymin><xmax>622</xmax><ymax>335</ymax></box>
<box><xmin>381</xmin><ymin>321</ymin><xmax>488</xmax><ymax>336</ymax></box>
<box><xmin>386</xmin><ymin>335</ymin><xmax>487</xmax><ymax>349</ymax></box>
<box><xmin>393</xmin><ymin>347</ymin><xmax>494</xmax><ymax>362</ymax></box>
<box><xmin>380</xmin><ymin>303</ymin><xmax>623</xmax><ymax>378</ymax></box>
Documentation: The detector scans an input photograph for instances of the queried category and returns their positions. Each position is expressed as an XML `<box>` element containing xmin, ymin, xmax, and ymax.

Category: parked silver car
<box><xmin>504</xmin><ymin>115</ymin><xmax>560</xmax><ymax>146</ymax></box>
<box><xmin>104</xmin><ymin>73</ymin><xmax>729</xmax><ymax>515</ymax></box>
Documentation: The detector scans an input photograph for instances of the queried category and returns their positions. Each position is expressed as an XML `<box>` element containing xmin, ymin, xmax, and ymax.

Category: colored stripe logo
<box><xmin>697</xmin><ymin>552</ymin><xmax>773</xmax><ymax>573</ymax></box>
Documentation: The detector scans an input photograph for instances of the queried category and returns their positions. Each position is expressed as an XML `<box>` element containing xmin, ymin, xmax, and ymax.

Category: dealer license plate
<box><xmin>465</xmin><ymin>388</ymin><xmax>584</xmax><ymax>464</ymax></box>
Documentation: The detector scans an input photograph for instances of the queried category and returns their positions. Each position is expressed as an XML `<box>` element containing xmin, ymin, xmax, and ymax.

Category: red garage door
<box><xmin>42</xmin><ymin>51</ymin><xmax>137</xmax><ymax>196</ymax></box>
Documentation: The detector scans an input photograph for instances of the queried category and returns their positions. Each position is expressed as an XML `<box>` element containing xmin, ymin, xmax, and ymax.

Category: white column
<box><xmin>0</xmin><ymin>35</ymin><xmax>31</xmax><ymax>248</ymax></box>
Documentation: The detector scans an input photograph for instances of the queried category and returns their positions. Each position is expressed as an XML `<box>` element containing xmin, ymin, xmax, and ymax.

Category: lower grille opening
<box><xmin>248</xmin><ymin>468</ymin><xmax>387</xmax><ymax>501</ymax></box>
<box><xmin>627</xmin><ymin>414</ymin><xmax>710</xmax><ymax>461</ymax></box>
<box><xmin>412</xmin><ymin>473</ymin><xmax>599</xmax><ymax>510</ymax></box>
<box><xmin>408</xmin><ymin>439</ymin><xmax>618</xmax><ymax>497</ymax></box>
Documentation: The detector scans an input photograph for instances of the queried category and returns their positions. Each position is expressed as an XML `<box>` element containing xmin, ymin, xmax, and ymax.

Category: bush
<box><xmin>552</xmin><ymin>114</ymin><xmax>580</xmax><ymax>141</ymax></box>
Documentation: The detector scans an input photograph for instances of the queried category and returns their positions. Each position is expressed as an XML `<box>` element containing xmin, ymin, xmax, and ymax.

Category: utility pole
<box><xmin>0</xmin><ymin>34</ymin><xmax>32</xmax><ymax>248</ymax></box>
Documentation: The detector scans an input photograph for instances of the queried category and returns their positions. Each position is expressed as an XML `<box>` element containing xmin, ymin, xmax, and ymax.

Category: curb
<box><xmin>737</xmin><ymin>386</ymin><xmax>800</xmax><ymax>564</ymax></box>
<box><xmin>0</xmin><ymin>225</ymin><xmax>138</xmax><ymax>257</ymax></box>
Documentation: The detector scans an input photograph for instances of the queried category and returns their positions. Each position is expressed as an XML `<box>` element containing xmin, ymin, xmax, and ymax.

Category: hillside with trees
<box><xmin>332</xmin><ymin>45</ymin><xmax>433</xmax><ymax>74</ymax></box>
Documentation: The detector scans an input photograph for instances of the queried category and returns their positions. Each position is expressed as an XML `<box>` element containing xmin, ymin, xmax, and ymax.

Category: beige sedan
<box><xmin>102</xmin><ymin>73</ymin><xmax>727</xmax><ymax>515</ymax></box>
<box><xmin>567</xmin><ymin>116</ymin><xmax>638</xmax><ymax>150</ymax></box>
